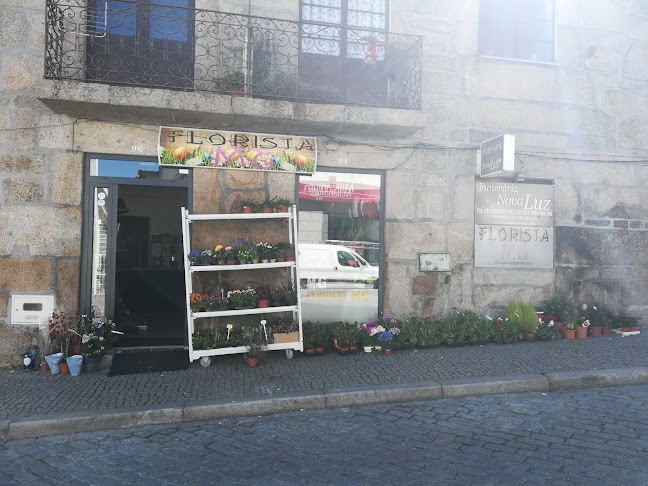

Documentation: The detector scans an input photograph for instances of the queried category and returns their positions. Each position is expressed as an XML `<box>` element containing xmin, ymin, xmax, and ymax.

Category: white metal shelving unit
<box><xmin>181</xmin><ymin>206</ymin><xmax>303</xmax><ymax>366</ymax></box>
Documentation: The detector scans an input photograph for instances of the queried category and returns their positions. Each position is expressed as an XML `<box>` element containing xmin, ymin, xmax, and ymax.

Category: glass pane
<box><xmin>91</xmin><ymin>187</ymin><xmax>109</xmax><ymax>315</ymax></box>
<box><xmin>149</xmin><ymin>0</ymin><xmax>190</xmax><ymax>42</ymax></box>
<box><xmin>298</xmin><ymin>172</ymin><xmax>382</xmax><ymax>324</ymax></box>
<box><xmin>90</xmin><ymin>159</ymin><xmax>188</xmax><ymax>180</ymax></box>
<box><xmin>96</xmin><ymin>1</ymin><xmax>136</xmax><ymax>36</ymax></box>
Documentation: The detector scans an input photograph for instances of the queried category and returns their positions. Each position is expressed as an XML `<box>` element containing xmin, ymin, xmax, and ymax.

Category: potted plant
<box><xmin>214</xmin><ymin>245</ymin><xmax>226</xmax><ymax>265</ymax></box>
<box><xmin>204</xmin><ymin>294</ymin><xmax>229</xmax><ymax>312</ymax></box>
<box><xmin>223</xmin><ymin>245</ymin><xmax>236</xmax><ymax>265</ymax></box>
<box><xmin>269</xmin><ymin>286</ymin><xmax>286</xmax><ymax>307</ymax></box>
<box><xmin>562</xmin><ymin>308</ymin><xmax>580</xmax><ymax>340</ymax></box>
<box><xmin>237</xmin><ymin>199</ymin><xmax>258</xmax><ymax>214</ymax></box>
<box><xmin>235</xmin><ymin>240</ymin><xmax>256</xmax><ymax>264</ymax></box>
<box><xmin>541</xmin><ymin>296</ymin><xmax>571</xmax><ymax>333</ymax></box>
<box><xmin>272</xmin><ymin>318</ymin><xmax>299</xmax><ymax>343</ymax></box>
<box><xmin>612</xmin><ymin>310</ymin><xmax>641</xmax><ymax>332</ymax></box>
<box><xmin>583</xmin><ymin>304</ymin><xmax>604</xmax><ymax>337</ymax></box>
<box><xmin>256</xmin><ymin>242</ymin><xmax>273</xmax><ymax>263</ymax></box>
<box><xmin>503</xmin><ymin>300</ymin><xmax>525</xmax><ymax>340</ymax></box>
<box><xmin>227</xmin><ymin>287</ymin><xmax>258</xmax><ymax>309</ymax></box>
<box><xmin>520</xmin><ymin>302</ymin><xmax>539</xmax><ymax>340</ymax></box>
<box><xmin>259</xmin><ymin>198</ymin><xmax>275</xmax><ymax>213</ymax></box>
<box><xmin>187</xmin><ymin>250</ymin><xmax>205</xmax><ymax>266</ymax></box>
<box><xmin>256</xmin><ymin>286</ymin><xmax>270</xmax><ymax>308</ymax></box>
<box><xmin>190</xmin><ymin>292</ymin><xmax>206</xmax><ymax>313</ymax></box>
<box><xmin>217</xmin><ymin>71</ymin><xmax>245</xmax><ymax>96</ymax></box>
<box><xmin>378</xmin><ymin>327</ymin><xmax>398</xmax><ymax>354</ymax></box>
<box><xmin>273</xmin><ymin>197</ymin><xmax>292</xmax><ymax>213</ymax></box>
<box><xmin>242</xmin><ymin>325</ymin><xmax>264</xmax><ymax>367</ymax></box>
<box><xmin>536</xmin><ymin>314</ymin><xmax>559</xmax><ymax>341</ymax></box>
<box><xmin>81</xmin><ymin>316</ymin><xmax>117</xmax><ymax>372</ymax></box>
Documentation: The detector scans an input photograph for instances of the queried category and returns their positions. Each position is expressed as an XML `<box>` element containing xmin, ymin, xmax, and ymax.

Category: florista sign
<box><xmin>158</xmin><ymin>126</ymin><xmax>317</xmax><ymax>173</ymax></box>
<box><xmin>474</xmin><ymin>181</ymin><xmax>554</xmax><ymax>269</ymax></box>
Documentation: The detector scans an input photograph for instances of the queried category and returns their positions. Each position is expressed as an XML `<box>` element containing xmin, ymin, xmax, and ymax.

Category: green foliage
<box><xmin>540</xmin><ymin>296</ymin><xmax>572</xmax><ymax>322</ymax></box>
<box><xmin>536</xmin><ymin>322</ymin><xmax>559</xmax><ymax>341</ymax></box>
<box><xmin>519</xmin><ymin>302</ymin><xmax>539</xmax><ymax>333</ymax></box>
<box><xmin>490</xmin><ymin>317</ymin><xmax>518</xmax><ymax>343</ymax></box>
<box><xmin>216</xmin><ymin>71</ymin><xmax>245</xmax><ymax>91</ymax></box>
<box><xmin>242</xmin><ymin>325</ymin><xmax>264</xmax><ymax>358</ymax></box>
<box><xmin>611</xmin><ymin>311</ymin><xmax>641</xmax><ymax>329</ymax></box>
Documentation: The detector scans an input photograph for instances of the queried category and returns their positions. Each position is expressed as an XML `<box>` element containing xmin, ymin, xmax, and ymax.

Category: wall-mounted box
<box><xmin>10</xmin><ymin>295</ymin><xmax>55</xmax><ymax>326</ymax></box>
<box><xmin>419</xmin><ymin>253</ymin><xmax>451</xmax><ymax>272</ymax></box>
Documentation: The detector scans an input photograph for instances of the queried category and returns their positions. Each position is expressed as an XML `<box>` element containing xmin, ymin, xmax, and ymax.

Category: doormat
<box><xmin>108</xmin><ymin>349</ymin><xmax>189</xmax><ymax>377</ymax></box>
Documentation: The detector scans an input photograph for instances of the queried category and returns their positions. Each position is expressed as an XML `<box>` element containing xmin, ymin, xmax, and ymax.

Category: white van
<box><xmin>298</xmin><ymin>243</ymin><xmax>379</xmax><ymax>289</ymax></box>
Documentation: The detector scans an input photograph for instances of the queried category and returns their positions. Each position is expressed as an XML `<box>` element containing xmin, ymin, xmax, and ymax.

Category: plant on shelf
<box><xmin>201</xmin><ymin>249</ymin><xmax>215</xmax><ymax>265</ymax></box>
<box><xmin>227</xmin><ymin>287</ymin><xmax>258</xmax><ymax>309</ymax></box>
<box><xmin>190</xmin><ymin>292</ymin><xmax>206</xmax><ymax>312</ymax></box>
<box><xmin>204</xmin><ymin>294</ymin><xmax>229</xmax><ymax>312</ymax></box>
<box><xmin>237</xmin><ymin>199</ymin><xmax>259</xmax><ymax>213</ymax></box>
<box><xmin>269</xmin><ymin>286</ymin><xmax>287</xmax><ymax>306</ymax></box>
<box><xmin>274</xmin><ymin>242</ymin><xmax>292</xmax><ymax>261</ymax></box>
<box><xmin>223</xmin><ymin>245</ymin><xmax>235</xmax><ymax>263</ymax></box>
<box><xmin>256</xmin><ymin>242</ymin><xmax>274</xmax><ymax>262</ymax></box>
<box><xmin>271</xmin><ymin>318</ymin><xmax>299</xmax><ymax>344</ymax></box>
<box><xmin>242</xmin><ymin>324</ymin><xmax>264</xmax><ymax>367</ymax></box>
<box><xmin>214</xmin><ymin>245</ymin><xmax>225</xmax><ymax>263</ymax></box>
<box><xmin>256</xmin><ymin>286</ymin><xmax>271</xmax><ymax>308</ymax></box>
<box><xmin>235</xmin><ymin>240</ymin><xmax>257</xmax><ymax>264</ymax></box>
<box><xmin>192</xmin><ymin>330</ymin><xmax>213</xmax><ymax>350</ymax></box>
<box><xmin>273</xmin><ymin>198</ymin><xmax>292</xmax><ymax>213</ymax></box>
<box><xmin>187</xmin><ymin>250</ymin><xmax>206</xmax><ymax>265</ymax></box>
<box><xmin>259</xmin><ymin>198</ymin><xmax>275</xmax><ymax>213</ymax></box>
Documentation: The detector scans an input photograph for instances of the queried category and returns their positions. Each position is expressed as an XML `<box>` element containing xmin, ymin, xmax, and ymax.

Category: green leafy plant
<box><xmin>217</xmin><ymin>71</ymin><xmax>245</xmax><ymax>92</ymax></box>
<box><xmin>242</xmin><ymin>325</ymin><xmax>264</xmax><ymax>359</ymax></box>
<box><xmin>227</xmin><ymin>288</ymin><xmax>258</xmax><ymax>308</ymax></box>
<box><xmin>540</xmin><ymin>296</ymin><xmax>572</xmax><ymax>322</ymax></box>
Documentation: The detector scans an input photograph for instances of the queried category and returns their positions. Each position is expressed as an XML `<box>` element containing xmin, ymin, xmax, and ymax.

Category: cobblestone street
<box><xmin>2</xmin><ymin>385</ymin><xmax>647</xmax><ymax>485</ymax></box>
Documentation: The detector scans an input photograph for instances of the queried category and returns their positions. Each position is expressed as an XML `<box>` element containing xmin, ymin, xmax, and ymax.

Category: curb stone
<box><xmin>3</xmin><ymin>368</ymin><xmax>648</xmax><ymax>441</ymax></box>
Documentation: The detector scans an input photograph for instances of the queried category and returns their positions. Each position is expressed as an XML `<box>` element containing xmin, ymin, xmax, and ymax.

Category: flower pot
<box><xmin>260</xmin><ymin>208</ymin><xmax>273</xmax><ymax>214</ymax></box>
<box><xmin>67</xmin><ymin>355</ymin><xmax>83</xmax><ymax>376</ymax></box>
<box><xmin>276</xmin><ymin>257</ymin><xmax>286</xmax><ymax>262</ymax></box>
<box><xmin>364</xmin><ymin>346</ymin><xmax>373</xmax><ymax>353</ymax></box>
<box><xmin>575</xmin><ymin>327</ymin><xmax>588</xmax><ymax>339</ymax></box>
<box><xmin>589</xmin><ymin>326</ymin><xmax>602</xmax><ymax>337</ymax></box>
<box><xmin>338</xmin><ymin>347</ymin><xmax>349</xmax><ymax>354</ymax></box>
<box><xmin>563</xmin><ymin>329</ymin><xmax>576</xmax><ymax>340</ymax></box>
<box><xmin>60</xmin><ymin>362</ymin><xmax>70</xmax><ymax>374</ymax></box>
<box><xmin>349</xmin><ymin>345</ymin><xmax>357</xmax><ymax>352</ymax></box>
<box><xmin>554</xmin><ymin>322</ymin><xmax>564</xmax><ymax>332</ymax></box>
<box><xmin>622</xmin><ymin>326</ymin><xmax>638</xmax><ymax>332</ymax></box>
<box><xmin>226</xmin><ymin>260</ymin><xmax>236</xmax><ymax>265</ymax></box>
<box><xmin>73</xmin><ymin>344</ymin><xmax>82</xmax><ymax>355</ymax></box>
<box><xmin>252</xmin><ymin>258</ymin><xmax>260</xmax><ymax>264</ymax></box>
<box><xmin>286</xmin><ymin>256</ymin><xmax>295</xmax><ymax>262</ymax></box>
<box><xmin>257</xmin><ymin>299</ymin><xmax>270</xmax><ymax>308</ymax></box>
<box><xmin>241</xmin><ymin>205</ymin><xmax>254</xmax><ymax>214</ymax></box>
<box><xmin>261</xmin><ymin>259</ymin><xmax>270</xmax><ymax>263</ymax></box>
<box><xmin>217</xmin><ymin>260</ymin><xmax>225</xmax><ymax>265</ymax></box>
<box><xmin>40</xmin><ymin>362</ymin><xmax>48</xmax><ymax>372</ymax></box>
<box><xmin>247</xmin><ymin>357</ymin><xmax>259</xmax><ymax>368</ymax></box>
<box><xmin>276</xmin><ymin>204</ymin><xmax>289</xmax><ymax>213</ymax></box>
<box><xmin>602</xmin><ymin>326</ymin><xmax>611</xmax><ymax>335</ymax></box>
<box><xmin>517</xmin><ymin>332</ymin><xmax>525</xmax><ymax>340</ymax></box>
<box><xmin>383</xmin><ymin>349</ymin><xmax>392</xmax><ymax>355</ymax></box>
<box><xmin>45</xmin><ymin>353</ymin><xmax>63</xmax><ymax>374</ymax></box>
<box><xmin>315</xmin><ymin>347</ymin><xmax>325</xmax><ymax>354</ymax></box>
<box><xmin>305</xmin><ymin>348</ymin><xmax>315</xmax><ymax>356</ymax></box>
<box><xmin>524</xmin><ymin>332</ymin><xmax>536</xmax><ymax>341</ymax></box>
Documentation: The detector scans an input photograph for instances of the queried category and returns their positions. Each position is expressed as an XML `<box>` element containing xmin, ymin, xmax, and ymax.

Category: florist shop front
<box><xmin>76</xmin><ymin>126</ymin><xmax>385</xmax><ymax>360</ymax></box>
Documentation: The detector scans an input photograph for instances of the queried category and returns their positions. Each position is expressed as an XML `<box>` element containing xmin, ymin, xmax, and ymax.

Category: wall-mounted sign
<box><xmin>158</xmin><ymin>126</ymin><xmax>317</xmax><ymax>173</ymax></box>
<box><xmin>299</xmin><ymin>179</ymin><xmax>380</xmax><ymax>203</ymax></box>
<box><xmin>474</xmin><ymin>181</ymin><xmax>554</xmax><ymax>269</ymax></box>
<box><xmin>419</xmin><ymin>253</ymin><xmax>450</xmax><ymax>272</ymax></box>
<box><xmin>480</xmin><ymin>134</ymin><xmax>515</xmax><ymax>177</ymax></box>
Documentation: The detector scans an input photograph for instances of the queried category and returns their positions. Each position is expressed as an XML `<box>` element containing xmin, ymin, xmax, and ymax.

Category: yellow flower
<box><xmin>215</xmin><ymin>245</ymin><xmax>223</xmax><ymax>252</ymax></box>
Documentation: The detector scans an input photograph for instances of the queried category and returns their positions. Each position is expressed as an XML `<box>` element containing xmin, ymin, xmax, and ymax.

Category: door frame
<box><xmin>295</xmin><ymin>166</ymin><xmax>386</xmax><ymax>318</ymax></box>
<box><xmin>80</xmin><ymin>153</ymin><xmax>193</xmax><ymax>331</ymax></box>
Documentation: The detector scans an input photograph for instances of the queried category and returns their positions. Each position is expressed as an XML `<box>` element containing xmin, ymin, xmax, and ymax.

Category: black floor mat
<box><xmin>108</xmin><ymin>349</ymin><xmax>189</xmax><ymax>377</ymax></box>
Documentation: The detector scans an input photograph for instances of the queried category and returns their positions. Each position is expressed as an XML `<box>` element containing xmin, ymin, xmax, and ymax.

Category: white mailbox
<box><xmin>10</xmin><ymin>295</ymin><xmax>55</xmax><ymax>326</ymax></box>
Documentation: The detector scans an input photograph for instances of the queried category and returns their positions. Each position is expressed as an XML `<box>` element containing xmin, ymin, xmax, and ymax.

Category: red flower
<box><xmin>499</xmin><ymin>327</ymin><xmax>504</xmax><ymax>331</ymax></box>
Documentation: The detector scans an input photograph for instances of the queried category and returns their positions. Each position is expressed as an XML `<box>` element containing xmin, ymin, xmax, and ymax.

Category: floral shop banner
<box><xmin>474</xmin><ymin>181</ymin><xmax>554</xmax><ymax>269</ymax></box>
<box><xmin>158</xmin><ymin>126</ymin><xmax>317</xmax><ymax>173</ymax></box>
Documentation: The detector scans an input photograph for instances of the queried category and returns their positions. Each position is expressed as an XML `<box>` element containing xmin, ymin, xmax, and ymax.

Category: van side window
<box><xmin>337</xmin><ymin>251</ymin><xmax>355</xmax><ymax>266</ymax></box>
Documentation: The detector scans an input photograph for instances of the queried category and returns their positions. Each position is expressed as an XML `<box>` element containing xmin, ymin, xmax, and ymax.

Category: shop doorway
<box><xmin>81</xmin><ymin>157</ymin><xmax>191</xmax><ymax>347</ymax></box>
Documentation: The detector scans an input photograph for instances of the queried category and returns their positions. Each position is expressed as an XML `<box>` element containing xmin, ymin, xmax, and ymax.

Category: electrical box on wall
<box><xmin>10</xmin><ymin>295</ymin><xmax>55</xmax><ymax>326</ymax></box>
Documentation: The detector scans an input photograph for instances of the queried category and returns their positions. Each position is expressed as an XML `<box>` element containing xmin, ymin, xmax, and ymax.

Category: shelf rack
<box><xmin>180</xmin><ymin>206</ymin><xmax>303</xmax><ymax>366</ymax></box>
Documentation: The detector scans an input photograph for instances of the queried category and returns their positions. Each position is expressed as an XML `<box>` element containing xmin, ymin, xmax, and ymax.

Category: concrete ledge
<box><xmin>5</xmin><ymin>405</ymin><xmax>184</xmax><ymax>441</ymax></box>
<box><xmin>0</xmin><ymin>420</ymin><xmax>8</xmax><ymax>441</ymax></box>
<box><xmin>183</xmin><ymin>391</ymin><xmax>327</xmax><ymax>422</ymax></box>
<box><xmin>546</xmin><ymin>367</ymin><xmax>648</xmax><ymax>391</ymax></box>
<box><xmin>440</xmin><ymin>374</ymin><xmax>549</xmax><ymax>398</ymax></box>
<box><xmin>324</xmin><ymin>382</ymin><xmax>443</xmax><ymax>409</ymax></box>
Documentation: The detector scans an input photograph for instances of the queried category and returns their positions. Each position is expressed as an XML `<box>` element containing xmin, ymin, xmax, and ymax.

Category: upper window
<box><xmin>301</xmin><ymin>0</ymin><xmax>389</xmax><ymax>59</ymax></box>
<box><xmin>479</xmin><ymin>0</ymin><xmax>555</xmax><ymax>63</ymax></box>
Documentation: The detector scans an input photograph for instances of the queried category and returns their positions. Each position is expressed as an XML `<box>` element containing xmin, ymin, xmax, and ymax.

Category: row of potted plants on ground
<box><xmin>190</xmin><ymin>284</ymin><xmax>298</xmax><ymax>312</ymax></box>
<box><xmin>23</xmin><ymin>310</ymin><xmax>119</xmax><ymax>375</ymax></box>
<box><xmin>188</xmin><ymin>239</ymin><xmax>295</xmax><ymax>266</ymax></box>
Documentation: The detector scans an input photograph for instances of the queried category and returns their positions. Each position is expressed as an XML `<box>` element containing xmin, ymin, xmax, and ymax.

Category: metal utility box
<box><xmin>10</xmin><ymin>295</ymin><xmax>55</xmax><ymax>326</ymax></box>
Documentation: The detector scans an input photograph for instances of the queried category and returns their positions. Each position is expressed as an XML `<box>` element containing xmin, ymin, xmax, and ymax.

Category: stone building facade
<box><xmin>0</xmin><ymin>0</ymin><xmax>646</xmax><ymax>365</ymax></box>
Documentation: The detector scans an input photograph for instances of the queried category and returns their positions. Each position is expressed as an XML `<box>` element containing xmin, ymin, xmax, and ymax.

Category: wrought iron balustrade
<box><xmin>45</xmin><ymin>0</ymin><xmax>422</xmax><ymax>109</ymax></box>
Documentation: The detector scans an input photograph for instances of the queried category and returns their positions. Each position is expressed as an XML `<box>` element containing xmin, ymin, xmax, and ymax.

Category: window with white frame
<box><xmin>479</xmin><ymin>0</ymin><xmax>555</xmax><ymax>63</ymax></box>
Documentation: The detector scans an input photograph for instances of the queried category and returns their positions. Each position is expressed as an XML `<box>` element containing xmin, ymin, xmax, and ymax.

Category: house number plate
<box><xmin>419</xmin><ymin>253</ymin><xmax>450</xmax><ymax>272</ymax></box>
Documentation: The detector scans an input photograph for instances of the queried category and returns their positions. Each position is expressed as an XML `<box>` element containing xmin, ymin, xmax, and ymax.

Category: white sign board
<box><xmin>474</xmin><ymin>181</ymin><xmax>554</xmax><ymax>269</ymax></box>
<box><xmin>419</xmin><ymin>253</ymin><xmax>450</xmax><ymax>272</ymax></box>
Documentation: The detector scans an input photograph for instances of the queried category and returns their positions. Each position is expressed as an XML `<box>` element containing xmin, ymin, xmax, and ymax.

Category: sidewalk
<box><xmin>2</xmin><ymin>327</ymin><xmax>648</xmax><ymax>440</ymax></box>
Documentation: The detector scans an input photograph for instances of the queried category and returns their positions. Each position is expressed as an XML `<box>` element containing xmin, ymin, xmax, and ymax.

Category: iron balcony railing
<box><xmin>45</xmin><ymin>0</ymin><xmax>422</xmax><ymax>109</ymax></box>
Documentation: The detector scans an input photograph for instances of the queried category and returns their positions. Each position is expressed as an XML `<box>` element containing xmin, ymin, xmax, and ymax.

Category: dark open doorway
<box><xmin>114</xmin><ymin>185</ymin><xmax>187</xmax><ymax>346</ymax></box>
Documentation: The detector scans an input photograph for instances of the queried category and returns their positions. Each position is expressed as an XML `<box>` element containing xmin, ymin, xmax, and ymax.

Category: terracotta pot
<box><xmin>554</xmin><ymin>322</ymin><xmax>564</xmax><ymax>332</ymax></box>
<box><xmin>276</xmin><ymin>257</ymin><xmax>286</xmax><ymax>262</ymax></box>
<box><xmin>315</xmin><ymin>347</ymin><xmax>324</xmax><ymax>353</ymax></box>
<box><xmin>286</xmin><ymin>256</ymin><xmax>295</xmax><ymax>262</ymax></box>
<box><xmin>252</xmin><ymin>259</ymin><xmax>260</xmax><ymax>264</ymax></box>
<box><xmin>349</xmin><ymin>345</ymin><xmax>357</xmax><ymax>351</ymax></box>
<box><xmin>216</xmin><ymin>260</ymin><xmax>225</xmax><ymax>265</ymax></box>
<box><xmin>260</xmin><ymin>207</ymin><xmax>273</xmax><ymax>213</ymax></box>
<box><xmin>305</xmin><ymin>348</ymin><xmax>315</xmax><ymax>355</ymax></box>
<box><xmin>241</xmin><ymin>205</ymin><xmax>254</xmax><ymax>214</ymax></box>
<box><xmin>40</xmin><ymin>362</ymin><xmax>48</xmax><ymax>372</ymax></box>
<box><xmin>383</xmin><ymin>349</ymin><xmax>392</xmax><ymax>355</ymax></box>
<box><xmin>339</xmin><ymin>347</ymin><xmax>349</xmax><ymax>352</ymax></box>
<box><xmin>589</xmin><ymin>326</ymin><xmax>602</xmax><ymax>337</ymax></box>
<box><xmin>575</xmin><ymin>327</ymin><xmax>588</xmax><ymax>339</ymax></box>
<box><xmin>524</xmin><ymin>332</ymin><xmax>536</xmax><ymax>340</ymax></box>
<box><xmin>60</xmin><ymin>362</ymin><xmax>70</xmax><ymax>374</ymax></box>
<box><xmin>226</xmin><ymin>260</ymin><xmax>236</xmax><ymax>265</ymax></box>
<box><xmin>517</xmin><ymin>332</ymin><xmax>525</xmax><ymax>340</ymax></box>
<box><xmin>276</xmin><ymin>205</ymin><xmax>289</xmax><ymax>213</ymax></box>
<box><xmin>73</xmin><ymin>344</ymin><xmax>82</xmax><ymax>355</ymax></box>
<box><xmin>563</xmin><ymin>329</ymin><xmax>576</xmax><ymax>340</ymax></box>
<box><xmin>602</xmin><ymin>326</ymin><xmax>611</xmax><ymax>335</ymax></box>
<box><xmin>229</xmin><ymin>89</ymin><xmax>244</xmax><ymax>97</ymax></box>
<box><xmin>247</xmin><ymin>357</ymin><xmax>259</xmax><ymax>368</ymax></box>
<box><xmin>257</xmin><ymin>299</ymin><xmax>270</xmax><ymax>308</ymax></box>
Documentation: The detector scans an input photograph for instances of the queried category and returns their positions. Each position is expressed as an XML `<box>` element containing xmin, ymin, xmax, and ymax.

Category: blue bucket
<box><xmin>67</xmin><ymin>355</ymin><xmax>84</xmax><ymax>376</ymax></box>
<box><xmin>45</xmin><ymin>353</ymin><xmax>63</xmax><ymax>374</ymax></box>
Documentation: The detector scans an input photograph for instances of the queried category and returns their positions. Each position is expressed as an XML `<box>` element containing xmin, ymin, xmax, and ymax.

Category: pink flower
<box><xmin>423</xmin><ymin>314</ymin><xmax>429</xmax><ymax>318</ymax></box>
<box><xmin>500</xmin><ymin>327</ymin><xmax>504</xmax><ymax>331</ymax></box>
<box><xmin>581</xmin><ymin>304</ymin><xmax>587</xmax><ymax>312</ymax></box>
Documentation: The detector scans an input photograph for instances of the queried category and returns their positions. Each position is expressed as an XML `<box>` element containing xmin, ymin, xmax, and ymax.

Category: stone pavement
<box><xmin>1</xmin><ymin>328</ymin><xmax>648</xmax><ymax>440</ymax></box>
<box><xmin>2</xmin><ymin>385</ymin><xmax>648</xmax><ymax>485</ymax></box>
